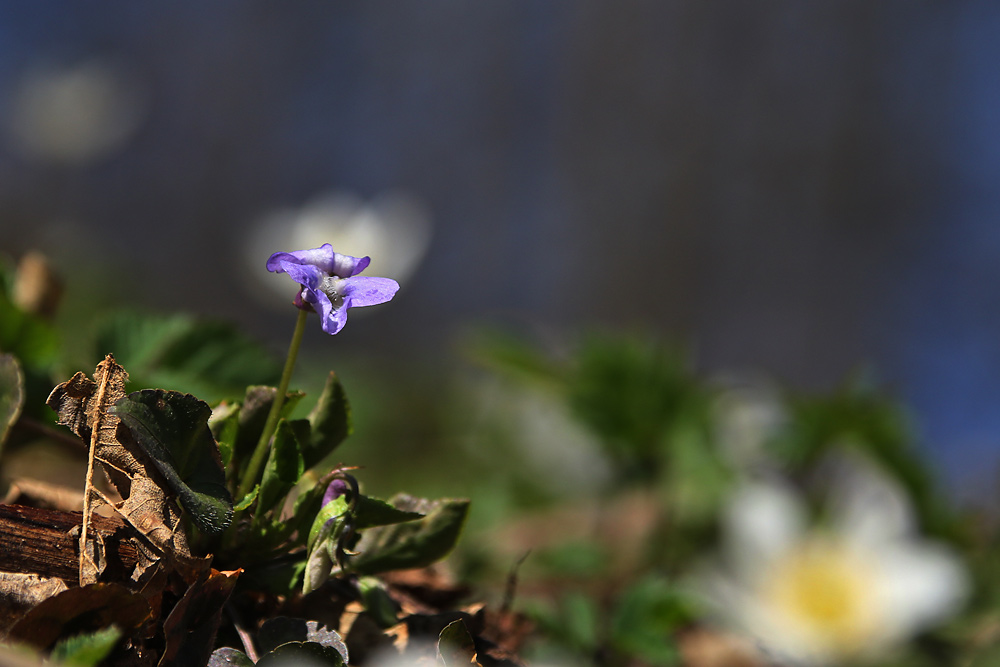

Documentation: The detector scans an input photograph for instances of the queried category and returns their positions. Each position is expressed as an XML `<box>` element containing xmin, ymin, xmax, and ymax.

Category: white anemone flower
<box><xmin>698</xmin><ymin>461</ymin><xmax>967</xmax><ymax>665</ymax></box>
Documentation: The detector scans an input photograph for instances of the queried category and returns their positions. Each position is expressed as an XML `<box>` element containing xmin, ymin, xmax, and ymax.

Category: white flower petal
<box><xmin>724</xmin><ymin>481</ymin><xmax>804</xmax><ymax>579</ymax></box>
<box><xmin>875</xmin><ymin>541</ymin><xmax>968</xmax><ymax>641</ymax></box>
<box><xmin>828</xmin><ymin>452</ymin><xmax>914</xmax><ymax>546</ymax></box>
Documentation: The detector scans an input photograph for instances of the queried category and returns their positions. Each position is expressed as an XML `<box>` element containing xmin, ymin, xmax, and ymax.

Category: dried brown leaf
<box><xmin>6</xmin><ymin>582</ymin><xmax>152</xmax><ymax>652</ymax></box>
<box><xmin>46</xmin><ymin>355</ymin><xmax>204</xmax><ymax>584</ymax></box>
<box><xmin>0</xmin><ymin>572</ymin><xmax>68</xmax><ymax>631</ymax></box>
<box><xmin>158</xmin><ymin>568</ymin><xmax>240</xmax><ymax>667</ymax></box>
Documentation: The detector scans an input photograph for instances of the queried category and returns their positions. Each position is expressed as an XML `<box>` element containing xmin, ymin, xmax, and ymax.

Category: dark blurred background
<box><xmin>0</xmin><ymin>2</ymin><xmax>997</xmax><ymax>498</ymax></box>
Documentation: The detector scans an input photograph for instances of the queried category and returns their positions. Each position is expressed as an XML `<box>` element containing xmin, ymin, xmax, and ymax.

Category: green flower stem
<box><xmin>237</xmin><ymin>308</ymin><xmax>308</xmax><ymax>505</ymax></box>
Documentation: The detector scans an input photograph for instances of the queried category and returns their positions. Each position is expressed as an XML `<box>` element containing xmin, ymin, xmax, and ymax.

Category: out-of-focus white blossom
<box><xmin>248</xmin><ymin>190</ymin><xmax>432</xmax><ymax>306</ymax></box>
<box><xmin>697</xmin><ymin>458</ymin><xmax>967</xmax><ymax>665</ymax></box>
<box><xmin>5</xmin><ymin>58</ymin><xmax>146</xmax><ymax>164</ymax></box>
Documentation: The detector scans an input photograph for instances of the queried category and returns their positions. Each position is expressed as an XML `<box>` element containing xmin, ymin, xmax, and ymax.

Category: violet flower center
<box><xmin>319</xmin><ymin>275</ymin><xmax>346</xmax><ymax>309</ymax></box>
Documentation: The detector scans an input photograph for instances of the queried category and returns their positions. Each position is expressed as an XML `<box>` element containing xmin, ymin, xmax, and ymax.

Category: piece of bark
<box><xmin>0</xmin><ymin>504</ymin><xmax>142</xmax><ymax>583</ymax></box>
<box><xmin>0</xmin><ymin>504</ymin><xmax>149</xmax><ymax>636</ymax></box>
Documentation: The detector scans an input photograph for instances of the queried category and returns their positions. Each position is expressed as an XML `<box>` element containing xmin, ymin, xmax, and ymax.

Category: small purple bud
<box><xmin>322</xmin><ymin>478</ymin><xmax>350</xmax><ymax>506</ymax></box>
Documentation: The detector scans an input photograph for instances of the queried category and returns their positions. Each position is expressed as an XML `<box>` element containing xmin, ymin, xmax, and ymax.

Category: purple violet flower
<box><xmin>266</xmin><ymin>243</ymin><xmax>399</xmax><ymax>334</ymax></box>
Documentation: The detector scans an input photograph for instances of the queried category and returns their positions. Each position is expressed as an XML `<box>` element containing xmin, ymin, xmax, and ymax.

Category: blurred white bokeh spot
<box><xmin>4</xmin><ymin>58</ymin><xmax>146</xmax><ymax>165</ymax></box>
<box><xmin>248</xmin><ymin>190</ymin><xmax>432</xmax><ymax>306</ymax></box>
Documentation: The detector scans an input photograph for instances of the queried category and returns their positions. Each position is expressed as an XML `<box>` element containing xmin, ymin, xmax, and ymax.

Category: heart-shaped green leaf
<box><xmin>111</xmin><ymin>389</ymin><xmax>233</xmax><ymax>534</ymax></box>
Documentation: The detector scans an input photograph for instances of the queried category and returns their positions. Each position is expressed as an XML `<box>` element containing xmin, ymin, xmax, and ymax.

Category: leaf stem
<box><xmin>237</xmin><ymin>308</ymin><xmax>308</xmax><ymax>505</ymax></box>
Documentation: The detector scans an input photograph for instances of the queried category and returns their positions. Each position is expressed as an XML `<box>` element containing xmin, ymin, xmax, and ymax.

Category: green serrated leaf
<box><xmin>353</xmin><ymin>494</ymin><xmax>424</xmax><ymax>530</ymax></box>
<box><xmin>50</xmin><ymin>625</ymin><xmax>122</xmax><ymax>666</ymax></box>
<box><xmin>111</xmin><ymin>389</ymin><xmax>233</xmax><ymax>534</ymax></box>
<box><xmin>0</xmin><ymin>354</ymin><xmax>24</xmax><ymax>449</ymax></box>
<box><xmin>257</xmin><ymin>420</ymin><xmax>306</xmax><ymax>516</ymax></box>
<box><xmin>349</xmin><ymin>495</ymin><xmax>469</xmax><ymax>575</ymax></box>
<box><xmin>304</xmin><ymin>372</ymin><xmax>352</xmax><ymax>469</ymax></box>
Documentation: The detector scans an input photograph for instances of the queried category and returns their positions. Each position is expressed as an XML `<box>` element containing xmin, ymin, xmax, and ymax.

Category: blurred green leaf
<box><xmin>663</xmin><ymin>421</ymin><xmax>731</xmax><ymax>525</ymax></box>
<box><xmin>357</xmin><ymin>577</ymin><xmax>400</xmax><ymax>628</ymax></box>
<box><xmin>776</xmin><ymin>379</ymin><xmax>951</xmax><ymax>536</ymax></box>
<box><xmin>568</xmin><ymin>335</ymin><xmax>705</xmax><ymax>482</ymax></box>
<box><xmin>610</xmin><ymin>576</ymin><xmax>690</xmax><ymax>666</ymax></box>
<box><xmin>304</xmin><ymin>371</ymin><xmax>352</xmax><ymax>469</ymax></box>
<box><xmin>111</xmin><ymin>389</ymin><xmax>233</xmax><ymax>534</ymax></box>
<box><xmin>94</xmin><ymin>311</ymin><xmax>280</xmax><ymax>402</ymax></box>
<box><xmin>349</xmin><ymin>495</ymin><xmax>469</xmax><ymax>575</ymax></box>
<box><xmin>0</xmin><ymin>354</ymin><xmax>24</xmax><ymax>448</ymax></box>
<box><xmin>534</xmin><ymin>540</ymin><xmax>610</xmax><ymax>579</ymax></box>
<box><xmin>467</xmin><ymin>329</ymin><xmax>565</xmax><ymax>386</ymax></box>
<box><xmin>257</xmin><ymin>420</ymin><xmax>305</xmax><ymax>516</ymax></box>
<box><xmin>50</xmin><ymin>625</ymin><xmax>122</xmax><ymax>666</ymax></box>
<box><xmin>559</xmin><ymin>590</ymin><xmax>600</xmax><ymax>654</ymax></box>
<box><xmin>0</xmin><ymin>291</ymin><xmax>59</xmax><ymax>370</ymax></box>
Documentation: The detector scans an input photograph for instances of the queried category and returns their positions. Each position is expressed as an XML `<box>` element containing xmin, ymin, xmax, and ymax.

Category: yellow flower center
<box><xmin>761</xmin><ymin>537</ymin><xmax>881</xmax><ymax>656</ymax></box>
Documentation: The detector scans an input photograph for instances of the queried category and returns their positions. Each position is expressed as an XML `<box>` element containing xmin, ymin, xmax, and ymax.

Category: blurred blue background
<box><xmin>0</xmin><ymin>2</ymin><xmax>997</xmax><ymax>499</ymax></box>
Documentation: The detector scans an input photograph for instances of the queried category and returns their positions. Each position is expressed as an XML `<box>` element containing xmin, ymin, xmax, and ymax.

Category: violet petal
<box><xmin>339</xmin><ymin>276</ymin><xmax>400</xmax><ymax>307</ymax></box>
